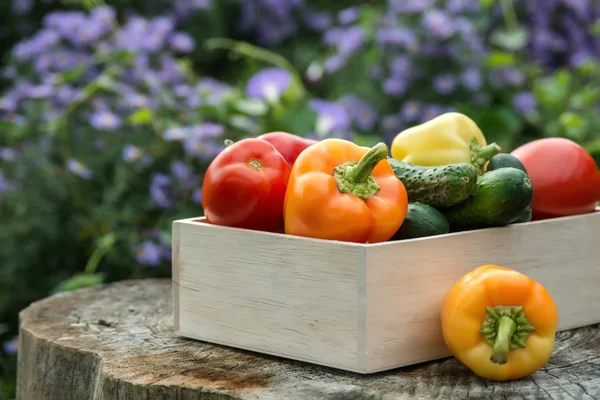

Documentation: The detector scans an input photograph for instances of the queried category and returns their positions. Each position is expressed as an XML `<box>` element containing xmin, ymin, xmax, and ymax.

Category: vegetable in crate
<box><xmin>486</xmin><ymin>153</ymin><xmax>531</xmax><ymax>223</ymax></box>
<box><xmin>284</xmin><ymin>139</ymin><xmax>408</xmax><ymax>243</ymax></box>
<box><xmin>442</xmin><ymin>167</ymin><xmax>534</xmax><ymax>230</ymax></box>
<box><xmin>390</xmin><ymin>112</ymin><xmax>501</xmax><ymax>174</ymax></box>
<box><xmin>388</xmin><ymin>159</ymin><xmax>478</xmax><ymax>208</ymax></box>
<box><xmin>441</xmin><ymin>264</ymin><xmax>558</xmax><ymax>381</ymax></box>
<box><xmin>511</xmin><ymin>138</ymin><xmax>600</xmax><ymax>220</ymax></box>
<box><xmin>486</xmin><ymin>153</ymin><xmax>527</xmax><ymax>173</ymax></box>
<box><xmin>202</xmin><ymin>138</ymin><xmax>291</xmax><ymax>232</ymax></box>
<box><xmin>391</xmin><ymin>202</ymin><xmax>450</xmax><ymax>240</ymax></box>
<box><xmin>258</xmin><ymin>131</ymin><xmax>318</xmax><ymax>169</ymax></box>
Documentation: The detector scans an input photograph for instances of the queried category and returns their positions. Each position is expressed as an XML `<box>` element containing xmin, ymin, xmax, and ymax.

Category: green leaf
<box><xmin>485</xmin><ymin>51</ymin><xmax>517</xmax><ymax>68</ymax></box>
<box><xmin>472</xmin><ymin>107</ymin><xmax>523</xmax><ymax>150</ymax></box>
<box><xmin>533</xmin><ymin>70</ymin><xmax>572</xmax><ymax>110</ymax></box>
<box><xmin>228</xmin><ymin>115</ymin><xmax>262</xmax><ymax>134</ymax></box>
<box><xmin>590</xmin><ymin>20</ymin><xmax>600</xmax><ymax>36</ymax></box>
<box><xmin>50</xmin><ymin>273</ymin><xmax>105</xmax><ymax>295</ymax></box>
<box><xmin>0</xmin><ymin>324</ymin><xmax>9</xmax><ymax>336</ymax></box>
<box><xmin>353</xmin><ymin>133</ymin><xmax>381</xmax><ymax>147</ymax></box>
<box><xmin>489</xmin><ymin>28</ymin><xmax>529</xmax><ymax>51</ymax></box>
<box><xmin>128</xmin><ymin>109</ymin><xmax>155</xmax><ymax>126</ymax></box>
<box><xmin>559</xmin><ymin>112</ymin><xmax>588</xmax><ymax>141</ymax></box>
<box><xmin>480</xmin><ymin>0</ymin><xmax>497</xmax><ymax>9</ymax></box>
<box><xmin>279</xmin><ymin>106</ymin><xmax>318</xmax><ymax>136</ymax></box>
<box><xmin>60</xmin><ymin>65</ymin><xmax>88</xmax><ymax>84</ymax></box>
<box><xmin>232</xmin><ymin>99</ymin><xmax>269</xmax><ymax>116</ymax></box>
<box><xmin>569</xmin><ymin>86</ymin><xmax>600</xmax><ymax>109</ymax></box>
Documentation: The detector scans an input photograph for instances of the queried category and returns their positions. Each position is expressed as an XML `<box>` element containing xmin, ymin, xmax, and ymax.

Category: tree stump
<box><xmin>17</xmin><ymin>279</ymin><xmax>600</xmax><ymax>400</ymax></box>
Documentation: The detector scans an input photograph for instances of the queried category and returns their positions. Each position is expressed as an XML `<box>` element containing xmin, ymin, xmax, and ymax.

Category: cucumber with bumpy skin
<box><xmin>391</xmin><ymin>202</ymin><xmax>450</xmax><ymax>240</ymax></box>
<box><xmin>388</xmin><ymin>158</ymin><xmax>478</xmax><ymax>208</ymax></box>
<box><xmin>442</xmin><ymin>167</ymin><xmax>534</xmax><ymax>230</ymax></box>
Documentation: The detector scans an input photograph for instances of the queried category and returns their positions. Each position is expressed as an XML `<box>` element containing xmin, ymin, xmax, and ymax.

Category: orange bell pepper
<box><xmin>283</xmin><ymin>139</ymin><xmax>408</xmax><ymax>243</ymax></box>
<box><xmin>441</xmin><ymin>265</ymin><xmax>559</xmax><ymax>381</ymax></box>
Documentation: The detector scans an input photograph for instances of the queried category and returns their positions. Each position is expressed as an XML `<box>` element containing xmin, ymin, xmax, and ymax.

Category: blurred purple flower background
<box><xmin>0</xmin><ymin>2</ymin><xmax>600</xmax><ymax>396</ymax></box>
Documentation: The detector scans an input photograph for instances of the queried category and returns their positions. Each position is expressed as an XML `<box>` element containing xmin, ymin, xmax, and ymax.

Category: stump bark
<box><xmin>17</xmin><ymin>278</ymin><xmax>600</xmax><ymax>400</ymax></box>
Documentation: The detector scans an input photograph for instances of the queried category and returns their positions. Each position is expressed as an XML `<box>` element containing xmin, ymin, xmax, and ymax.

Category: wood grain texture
<box><xmin>17</xmin><ymin>279</ymin><xmax>600</xmax><ymax>400</ymax></box>
<box><xmin>174</xmin><ymin>211</ymin><xmax>600</xmax><ymax>373</ymax></box>
<box><xmin>365</xmin><ymin>210</ymin><xmax>600</xmax><ymax>372</ymax></box>
<box><xmin>175</xmin><ymin>219</ymin><xmax>365</xmax><ymax>372</ymax></box>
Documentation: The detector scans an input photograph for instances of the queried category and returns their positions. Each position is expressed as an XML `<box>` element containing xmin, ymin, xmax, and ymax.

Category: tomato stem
<box><xmin>480</xmin><ymin>305</ymin><xmax>536</xmax><ymax>365</ymax></box>
<box><xmin>333</xmin><ymin>142</ymin><xmax>389</xmax><ymax>200</ymax></box>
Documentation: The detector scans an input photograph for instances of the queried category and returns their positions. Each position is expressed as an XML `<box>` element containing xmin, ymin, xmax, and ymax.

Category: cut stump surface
<box><xmin>17</xmin><ymin>279</ymin><xmax>600</xmax><ymax>399</ymax></box>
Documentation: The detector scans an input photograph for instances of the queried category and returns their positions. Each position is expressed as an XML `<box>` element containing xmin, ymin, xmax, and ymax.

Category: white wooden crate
<box><xmin>172</xmin><ymin>209</ymin><xmax>600</xmax><ymax>374</ymax></box>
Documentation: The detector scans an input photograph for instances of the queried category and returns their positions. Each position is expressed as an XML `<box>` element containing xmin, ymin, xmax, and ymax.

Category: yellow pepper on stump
<box><xmin>441</xmin><ymin>264</ymin><xmax>559</xmax><ymax>381</ymax></box>
<box><xmin>391</xmin><ymin>112</ymin><xmax>501</xmax><ymax>174</ymax></box>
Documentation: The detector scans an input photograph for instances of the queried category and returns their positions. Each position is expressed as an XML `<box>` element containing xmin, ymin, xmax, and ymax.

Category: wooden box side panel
<box><xmin>365</xmin><ymin>212</ymin><xmax>600</xmax><ymax>373</ymax></box>
<box><xmin>174</xmin><ymin>221</ymin><xmax>365</xmax><ymax>371</ymax></box>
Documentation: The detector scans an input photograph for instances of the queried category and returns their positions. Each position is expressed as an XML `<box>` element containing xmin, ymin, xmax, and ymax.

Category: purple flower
<box><xmin>400</xmin><ymin>101</ymin><xmax>422</xmax><ymax>121</ymax></box>
<box><xmin>3</xmin><ymin>337</ymin><xmax>18</xmax><ymax>355</ymax></box>
<box><xmin>183</xmin><ymin>125</ymin><xmax>225</xmax><ymax>160</ymax></box>
<box><xmin>170</xmin><ymin>161</ymin><xmax>196</xmax><ymax>189</ymax></box>
<box><xmin>246</xmin><ymin>68</ymin><xmax>291</xmax><ymax>102</ymax></box>
<box><xmin>150</xmin><ymin>173</ymin><xmax>174</xmax><ymax>208</ymax></box>
<box><xmin>381</xmin><ymin>114</ymin><xmax>404</xmax><ymax>142</ymax></box>
<box><xmin>420</xmin><ymin>104</ymin><xmax>452</xmax><ymax>123</ymax></box>
<box><xmin>309</xmin><ymin>99</ymin><xmax>351</xmax><ymax>138</ymax></box>
<box><xmin>460</xmin><ymin>66</ymin><xmax>482</xmax><ymax>91</ymax></box>
<box><xmin>163</xmin><ymin>127</ymin><xmax>188</xmax><ymax>141</ymax></box>
<box><xmin>324</xmin><ymin>26</ymin><xmax>364</xmax><ymax>56</ymax></box>
<box><xmin>12</xmin><ymin>0</ymin><xmax>33</xmax><ymax>15</ymax></box>
<box><xmin>433</xmin><ymin>74</ymin><xmax>457</xmax><ymax>95</ymax></box>
<box><xmin>90</xmin><ymin>110</ymin><xmax>121</xmax><ymax>131</ymax></box>
<box><xmin>0</xmin><ymin>148</ymin><xmax>17</xmax><ymax>161</ymax></box>
<box><xmin>303</xmin><ymin>9</ymin><xmax>333</xmax><ymax>32</ymax></box>
<box><xmin>389</xmin><ymin>55</ymin><xmax>412</xmax><ymax>78</ymax></box>
<box><xmin>422</xmin><ymin>9</ymin><xmax>456</xmax><ymax>39</ymax></box>
<box><xmin>340</xmin><ymin>95</ymin><xmax>378</xmax><ymax>131</ymax></box>
<box><xmin>136</xmin><ymin>241</ymin><xmax>165</xmax><ymax>266</ymax></box>
<box><xmin>512</xmin><ymin>92</ymin><xmax>537</xmax><ymax>114</ymax></box>
<box><xmin>338</xmin><ymin>7</ymin><xmax>360</xmax><ymax>25</ymax></box>
<box><xmin>67</xmin><ymin>159</ymin><xmax>93</xmax><ymax>180</ymax></box>
<box><xmin>0</xmin><ymin>171</ymin><xmax>12</xmax><ymax>195</ymax></box>
<box><xmin>383</xmin><ymin>78</ymin><xmax>407</xmax><ymax>96</ymax></box>
<box><xmin>388</xmin><ymin>0</ymin><xmax>437</xmax><ymax>13</ymax></box>
<box><xmin>122</xmin><ymin>145</ymin><xmax>143</xmax><ymax>162</ymax></box>
<box><xmin>324</xmin><ymin>54</ymin><xmax>348</xmax><ymax>74</ymax></box>
<box><xmin>192</xmin><ymin>188</ymin><xmax>203</xmax><ymax>205</ymax></box>
<box><xmin>376</xmin><ymin>28</ymin><xmax>418</xmax><ymax>51</ymax></box>
<box><xmin>447</xmin><ymin>0</ymin><xmax>479</xmax><ymax>14</ymax></box>
<box><xmin>169</xmin><ymin>32</ymin><xmax>195</xmax><ymax>53</ymax></box>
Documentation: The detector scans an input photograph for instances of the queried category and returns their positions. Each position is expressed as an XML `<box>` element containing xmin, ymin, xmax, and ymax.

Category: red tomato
<box><xmin>202</xmin><ymin>138</ymin><xmax>291</xmax><ymax>232</ymax></box>
<box><xmin>511</xmin><ymin>138</ymin><xmax>600</xmax><ymax>220</ymax></box>
<box><xmin>257</xmin><ymin>131</ymin><xmax>318</xmax><ymax>169</ymax></box>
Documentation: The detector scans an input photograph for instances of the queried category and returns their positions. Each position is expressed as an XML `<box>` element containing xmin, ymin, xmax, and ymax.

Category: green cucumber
<box><xmin>514</xmin><ymin>204</ymin><xmax>532</xmax><ymax>223</ymax></box>
<box><xmin>442</xmin><ymin>167</ymin><xmax>534</xmax><ymax>230</ymax></box>
<box><xmin>486</xmin><ymin>153</ymin><xmax>527</xmax><ymax>173</ymax></box>
<box><xmin>391</xmin><ymin>202</ymin><xmax>450</xmax><ymax>240</ymax></box>
<box><xmin>388</xmin><ymin>159</ymin><xmax>478</xmax><ymax>208</ymax></box>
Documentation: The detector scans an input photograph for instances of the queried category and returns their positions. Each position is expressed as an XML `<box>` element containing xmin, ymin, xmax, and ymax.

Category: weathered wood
<box><xmin>17</xmin><ymin>279</ymin><xmax>600</xmax><ymax>400</ymax></box>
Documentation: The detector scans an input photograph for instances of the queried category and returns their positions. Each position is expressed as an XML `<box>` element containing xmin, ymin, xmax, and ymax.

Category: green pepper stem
<box><xmin>479</xmin><ymin>305</ymin><xmax>536</xmax><ymax>365</ymax></box>
<box><xmin>469</xmin><ymin>137</ymin><xmax>501</xmax><ymax>174</ymax></box>
<box><xmin>345</xmin><ymin>142</ymin><xmax>389</xmax><ymax>184</ymax></box>
<box><xmin>491</xmin><ymin>316</ymin><xmax>517</xmax><ymax>365</ymax></box>
<box><xmin>333</xmin><ymin>142</ymin><xmax>389</xmax><ymax>200</ymax></box>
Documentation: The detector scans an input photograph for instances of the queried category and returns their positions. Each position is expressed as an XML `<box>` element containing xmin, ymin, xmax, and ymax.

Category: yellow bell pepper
<box><xmin>441</xmin><ymin>264</ymin><xmax>559</xmax><ymax>381</ymax></box>
<box><xmin>390</xmin><ymin>112</ymin><xmax>501</xmax><ymax>174</ymax></box>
